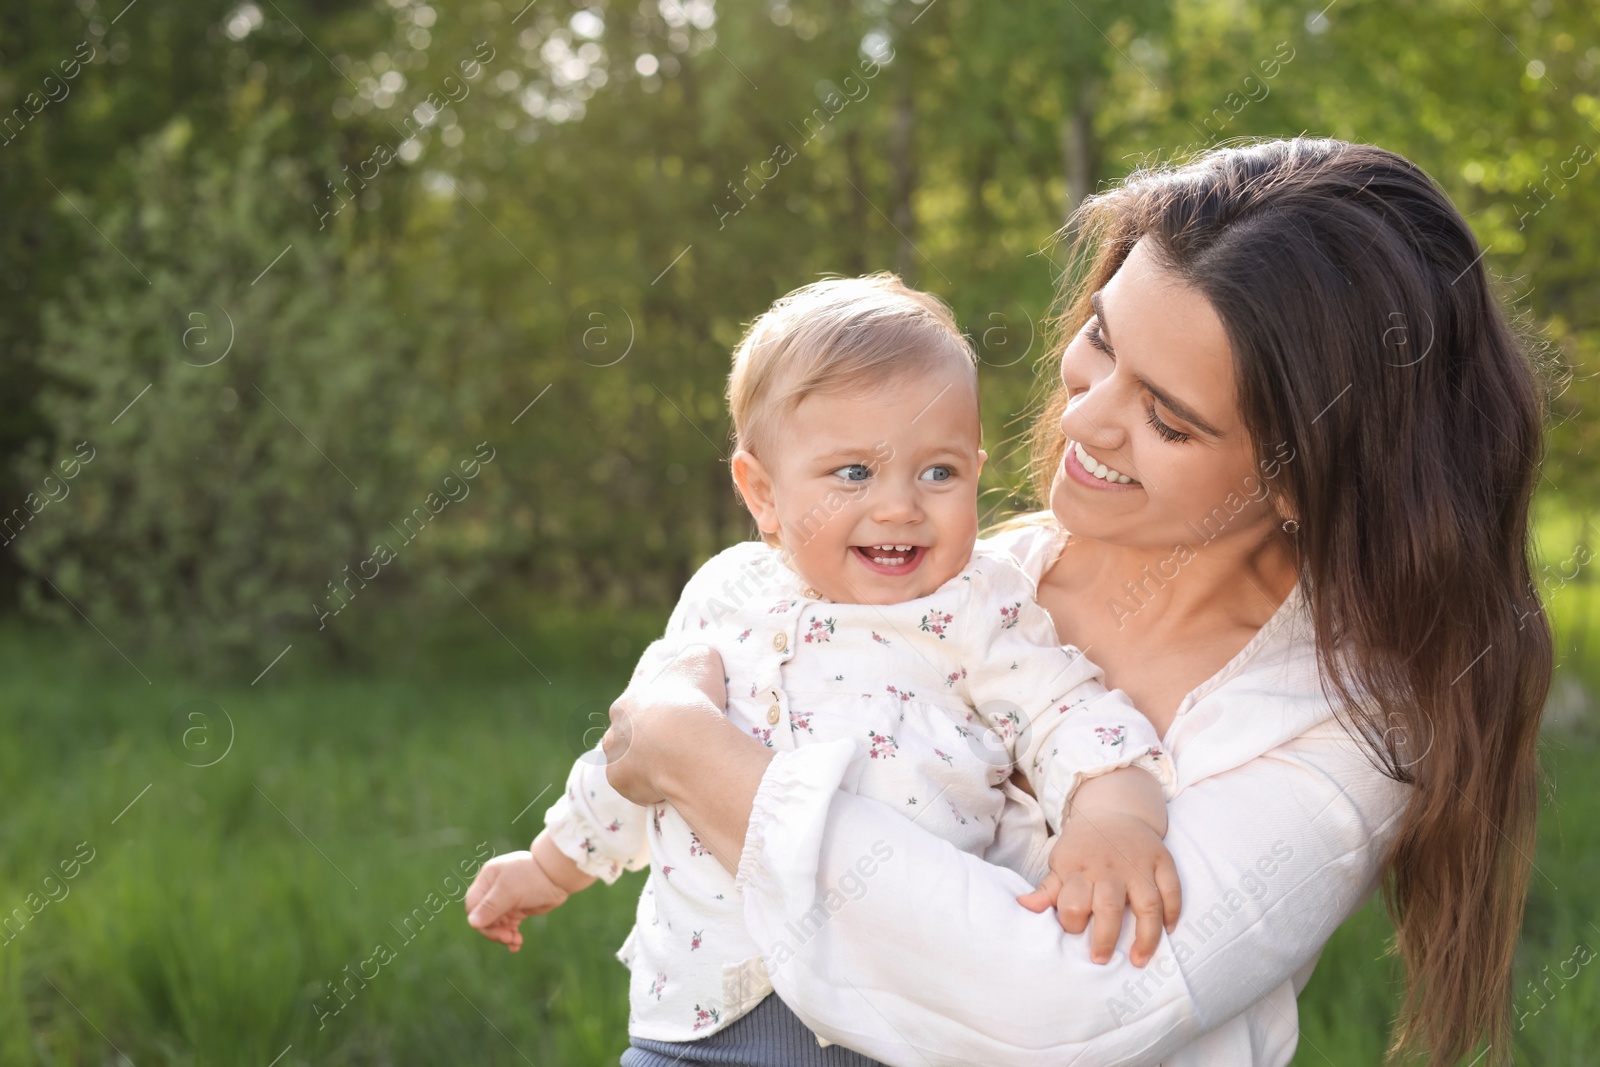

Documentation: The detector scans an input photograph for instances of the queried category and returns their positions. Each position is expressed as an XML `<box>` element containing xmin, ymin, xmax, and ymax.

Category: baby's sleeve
<box><xmin>957</xmin><ymin>558</ymin><xmax>1175</xmax><ymax>835</ymax></box>
<box><xmin>542</xmin><ymin>751</ymin><xmax>651</xmax><ymax>883</ymax></box>
<box><xmin>541</xmin><ymin>547</ymin><xmax>754</xmax><ymax>881</ymax></box>
<box><xmin>541</xmin><ymin>635</ymin><xmax>680</xmax><ymax>882</ymax></box>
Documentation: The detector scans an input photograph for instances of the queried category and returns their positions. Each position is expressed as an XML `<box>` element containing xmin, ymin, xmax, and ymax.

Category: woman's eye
<box><xmin>919</xmin><ymin>465</ymin><xmax>953</xmax><ymax>483</ymax></box>
<box><xmin>831</xmin><ymin>464</ymin><xmax>872</xmax><ymax>482</ymax></box>
<box><xmin>1145</xmin><ymin>405</ymin><xmax>1191</xmax><ymax>444</ymax></box>
<box><xmin>1085</xmin><ymin>319</ymin><xmax>1113</xmax><ymax>356</ymax></box>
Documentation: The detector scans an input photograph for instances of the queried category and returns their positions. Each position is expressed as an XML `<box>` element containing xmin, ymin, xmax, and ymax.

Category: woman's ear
<box><xmin>731</xmin><ymin>450</ymin><xmax>781</xmax><ymax>536</ymax></box>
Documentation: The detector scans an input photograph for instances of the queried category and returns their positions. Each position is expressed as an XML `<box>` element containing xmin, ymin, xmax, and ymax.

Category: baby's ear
<box><xmin>976</xmin><ymin>448</ymin><xmax>988</xmax><ymax>475</ymax></box>
<box><xmin>730</xmin><ymin>450</ymin><xmax>780</xmax><ymax>535</ymax></box>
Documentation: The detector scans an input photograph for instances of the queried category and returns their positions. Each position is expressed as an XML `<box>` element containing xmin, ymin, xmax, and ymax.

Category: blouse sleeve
<box><xmin>958</xmin><ymin>559</ymin><xmax>1174</xmax><ymax>832</ymax></box>
<box><xmin>542</xmin><ymin>626</ymin><xmax>707</xmax><ymax>881</ymax></box>
<box><xmin>539</xmin><ymin>548</ymin><xmax>732</xmax><ymax>881</ymax></box>
<box><xmin>542</xmin><ymin>750</ymin><xmax>652</xmax><ymax>883</ymax></box>
<box><xmin>735</xmin><ymin>724</ymin><xmax>1409</xmax><ymax>1065</ymax></box>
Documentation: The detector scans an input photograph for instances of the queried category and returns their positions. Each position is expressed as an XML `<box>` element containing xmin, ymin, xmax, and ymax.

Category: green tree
<box><xmin>15</xmin><ymin>120</ymin><xmax>449</xmax><ymax>668</ymax></box>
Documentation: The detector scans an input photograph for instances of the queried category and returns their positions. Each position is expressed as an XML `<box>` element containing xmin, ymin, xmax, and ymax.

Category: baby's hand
<box><xmin>1016</xmin><ymin>768</ymin><xmax>1181</xmax><ymax>968</ymax></box>
<box><xmin>465</xmin><ymin>833</ymin><xmax>595</xmax><ymax>952</ymax></box>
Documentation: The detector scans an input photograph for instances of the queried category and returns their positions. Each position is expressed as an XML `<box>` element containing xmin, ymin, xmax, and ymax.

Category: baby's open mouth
<box><xmin>852</xmin><ymin>544</ymin><xmax>923</xmax><ymax>575</ymax></box>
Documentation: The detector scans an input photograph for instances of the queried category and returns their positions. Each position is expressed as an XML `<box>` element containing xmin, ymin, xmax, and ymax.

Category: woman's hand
<box><xmin>602</xmin><ymin>642</ymin><xmax>729</xmax><ymax>805</ymax></box>
<box><xmin>602</xmin><ymin>641</ymin><xmax>772</xmax><ymax>873</ymax></box>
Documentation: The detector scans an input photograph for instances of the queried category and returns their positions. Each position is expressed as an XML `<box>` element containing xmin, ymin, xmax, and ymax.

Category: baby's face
<box><xmin>757</xmin><ymin>360</ymin><xmax>984</xmax><ymax>605</ymax></box>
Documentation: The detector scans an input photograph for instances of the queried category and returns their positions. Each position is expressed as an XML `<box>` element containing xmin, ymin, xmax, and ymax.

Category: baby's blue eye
<box><xmin>920</xmin><ymin>465</ymin><xmax>953</xmax><ymax>482</ymax></box>
<box><xmin>831</xmin><ymin>464</ymin><xmax>872</xmax><ymax>483</ymax></box>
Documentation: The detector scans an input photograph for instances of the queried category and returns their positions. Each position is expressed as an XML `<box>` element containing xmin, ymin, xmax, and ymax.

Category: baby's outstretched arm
<box><xmin>465</xmin><ymin>830</ymin><xmax>597</xmax><ymax>952</ymax></box>
<box><xmin>1017</xmin><ymin>766</ymin><xmax>1182</xmax><ymax>968</ymax></box>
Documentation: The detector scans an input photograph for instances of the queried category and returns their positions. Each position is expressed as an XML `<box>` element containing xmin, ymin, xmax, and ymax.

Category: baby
<box><xmin>467</xmin><ymin>274</ymin><xmax>1177</xmax><ymax>1053</ymax></box>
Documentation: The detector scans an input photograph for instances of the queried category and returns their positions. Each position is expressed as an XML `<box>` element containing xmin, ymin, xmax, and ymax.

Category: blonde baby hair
<box><xmin>726</xmin><ymin>272</ymin><xmax>976</xmax><ymax>461</ymax></box>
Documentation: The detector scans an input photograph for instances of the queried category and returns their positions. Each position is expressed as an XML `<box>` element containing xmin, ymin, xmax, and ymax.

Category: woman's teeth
<box><xmin>1074</xmin><ymin>440</ymin><xmax>1134</xmax><ymax>484</ymax></box>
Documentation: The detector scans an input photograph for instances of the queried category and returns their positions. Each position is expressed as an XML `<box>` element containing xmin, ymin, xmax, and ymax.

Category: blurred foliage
<box><xmin>14</xmin><ymin>121</ymin><xmax>451</xmax><ymax>663</ymax></box>
<box><xmin>1</xmin><ymin>0</ymin><xmax>1597</xmax><ymax>666</ymax></box>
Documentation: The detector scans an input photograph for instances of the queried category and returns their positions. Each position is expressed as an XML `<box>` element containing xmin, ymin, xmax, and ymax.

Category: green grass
<box><xmin>0</xmin><ymin>616</ymin><xmax>648</xmax><ymax>1066</ymax></box>
<box><xmin>3</xmin><ymin>585</ymin><xmax>1598</xmax><ymax>1066</ymax></box>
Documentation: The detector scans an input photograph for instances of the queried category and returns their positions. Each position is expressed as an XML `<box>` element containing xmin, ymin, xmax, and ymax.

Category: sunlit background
<box><xmin>2</xmin><ymin>0</ymin><xmax>1598</xmax><ymax>1062</ymax></box>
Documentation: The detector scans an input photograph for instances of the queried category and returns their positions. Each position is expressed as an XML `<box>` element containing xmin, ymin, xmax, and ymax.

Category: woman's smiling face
<box><xmin>1051</xmin><ymin>237</ymin><xmax>1285</xmax><ymax>551</ymax></box>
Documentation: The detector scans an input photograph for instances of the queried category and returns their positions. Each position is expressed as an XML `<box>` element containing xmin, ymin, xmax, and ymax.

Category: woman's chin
<box><xmin>1048</xmin><ymin>470</ymin><xmax>1125</xmax><ymax>541</ymax></box>
<box><xmin>1047</xmin><ymin>472</ymin><xmax>1088</xmax><ymax>529</ymax></box>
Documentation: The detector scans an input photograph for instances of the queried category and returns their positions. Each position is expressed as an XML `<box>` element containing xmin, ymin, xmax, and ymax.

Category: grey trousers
<box><xmin>620</xmin><ymin>992</ymin><xmax>889</xmax><ymax>1067</ymax></box>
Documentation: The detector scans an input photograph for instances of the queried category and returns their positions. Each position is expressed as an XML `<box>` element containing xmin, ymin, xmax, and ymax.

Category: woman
<box><xmin>602</xmin><ymin>138</ymin><xmax>1552</xmax><ymax>1065</ymax></box>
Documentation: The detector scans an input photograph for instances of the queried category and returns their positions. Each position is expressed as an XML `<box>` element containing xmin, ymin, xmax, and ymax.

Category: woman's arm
<box><xmin>604</xmin><ymin>644</ymin><xmax>1408</xmax><ymax>1064</ymax></box>
<box><xmin>730</xmin><ymin>726</ymin><xmax>1407</xmax><ymax>1066</ymax></box>
<box><xmin>601</xmin><ymin>642</ymin><xmax>772</xmax><ymax>873</ymax></box>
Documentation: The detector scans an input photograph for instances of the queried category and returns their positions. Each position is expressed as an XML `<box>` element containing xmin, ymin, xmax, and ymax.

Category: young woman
<box><xmin>598</xmin><ymin>138</ymin><xmax>1553</xmax><ymax>1066</ymax></box>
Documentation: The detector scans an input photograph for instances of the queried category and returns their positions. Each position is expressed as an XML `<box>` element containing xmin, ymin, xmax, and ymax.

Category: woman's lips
<box><xmin>851</xmin><ymin>545</ymin><xmax>925</xmax><ymax>576</ymax></box>
<box><xmin>1063</xmin><ymin>439</ymin><xmax>1141</xmax><ymax>492</ymax></box>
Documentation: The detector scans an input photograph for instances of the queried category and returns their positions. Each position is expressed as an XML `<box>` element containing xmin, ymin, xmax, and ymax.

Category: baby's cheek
<box><xmin>934</xmin><ymin>511</ymin><xmax>981</xmax><ymax>581</ymax></box>
<box><xmin>786</xmin><ymin>532</ymin><xmax>846</xmax><ymax>592</ymax></box>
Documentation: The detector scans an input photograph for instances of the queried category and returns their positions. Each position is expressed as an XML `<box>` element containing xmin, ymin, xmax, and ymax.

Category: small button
<box><xmin>771</xmin><ymin>632</ymin><xmax>787</xmax><ymax>652</ymax></box>
<box><xmin>767</xmin><ymin>704</ymin><xmax>781</xmax><ymax>725</ymax></box>
<box><xmin>803</xmin><ymin>586</ymin><xmax>820</xmax><ymax>599</ymax></box>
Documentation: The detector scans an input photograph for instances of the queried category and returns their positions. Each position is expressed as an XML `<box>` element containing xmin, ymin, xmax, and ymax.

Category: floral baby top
<box><xmin>542</xmin><ymin>536</ymin><xmax>1173</xmax><ymax>1042</ymax></box>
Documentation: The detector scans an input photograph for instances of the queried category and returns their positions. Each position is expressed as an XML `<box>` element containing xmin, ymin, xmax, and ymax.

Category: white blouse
<box><xmin>545</xmin><ymin>536</ymin><xmax>1172</xmax><ymax>1042</ymax></box>
<box><xmin>731</xmin><ymin>519</ymin><xmax>1414</xmax><ymax>1065</ymax></box>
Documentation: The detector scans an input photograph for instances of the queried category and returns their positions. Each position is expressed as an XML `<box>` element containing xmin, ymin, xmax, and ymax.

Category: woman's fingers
<box><xmin>603</xmin><ymin>689</ymin><xmax>655</xmax><ymax>802</ymax></box>
<box><xmin>1088</xmin><ymin>878</ymin><xmax>1126</xmax><ymax>964</ymax></box>
<box><xmin>602</xmin><ymin>644</ymin><xmax>728</xmax><ymax>804</ymax></box>
<box><xmin>677</xmin><ymin>645</ymin><xmax>728</xmax><ymax>708</ymax></box>
<box><xmin>601</xmin><ymin>695</ymin><xmax>634</xmax><ymax>765</ymax></box>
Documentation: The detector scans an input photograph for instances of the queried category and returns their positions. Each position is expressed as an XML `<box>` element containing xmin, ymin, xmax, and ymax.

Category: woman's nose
<box><xmin>1061</xmin><ymin>377</ymin><xmax>1120</xmax><ymax>445</ymax></box>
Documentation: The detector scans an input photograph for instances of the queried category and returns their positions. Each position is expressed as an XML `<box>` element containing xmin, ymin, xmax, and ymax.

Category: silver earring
<box><xmin>1282</xmin><ymin>518</ymin><xmax>1300</xmax><ymax>534</ymax></box>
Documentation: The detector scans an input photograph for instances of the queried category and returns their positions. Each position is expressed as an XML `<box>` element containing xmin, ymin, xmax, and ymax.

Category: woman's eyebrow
<box><xmin>1090</xmin><ymin>290</ymin><xmax>1115</xmax><ymax>349</ymax></box>
<box><xmin>1089</xmin><ymin>289</ymin><xmax>1225</xmax><ymax>439</ymax></box>
<box><xmin>1140</xmin><ymin>378</ymin><xmax>1225</xmax><ymax>438</ymax></box>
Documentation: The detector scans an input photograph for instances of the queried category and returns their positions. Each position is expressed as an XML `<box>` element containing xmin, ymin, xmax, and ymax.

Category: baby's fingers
<box><xmin>474</xmin><ymin>917</ymin><xmax>515</xmax><ymax>944</ymax></box>
<box><xmin>1088</xmin><ymin>879</ymin><xmax>1126</xmax><ymax>964</ymax></box>
<box><xmin>1054</xmin><ymin>874</ymin><xmax>1094</xmax><ymax>936</ymax></box>
<box><xmin>1127</xmin><ymin>877</ymin><xmax>1166</xmax><ymax>968</ymax></box>
<box><xmin>479</xmin><ymin>912</ymin><xmax>530</xmax><ymax>951</ymax></box>
<box><xmin>1016</xmin><ymin>871</ymin><xmax>1062</xmax><ymax>913</ymax></box>
<box><xmin>1155</xmin><ymin>852</ymin><xmax>1183</xmax><ymax>932</ymax></box>
<box><xmin>466</xmin><ymin>883</ymin><xmax>511</xmax><ymax>931</ymax></box>
<box><xmin>464</xmin><ymin>866</ymin><xmax>496</xmax><ymax>917</ymax></box>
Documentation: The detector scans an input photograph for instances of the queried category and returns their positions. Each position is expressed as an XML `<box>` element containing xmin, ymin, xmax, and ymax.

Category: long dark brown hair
<box><xmin>1025</xmin><ymin>139</ymin><xmax>1554</xmax><ymax>1065</ymax></box>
